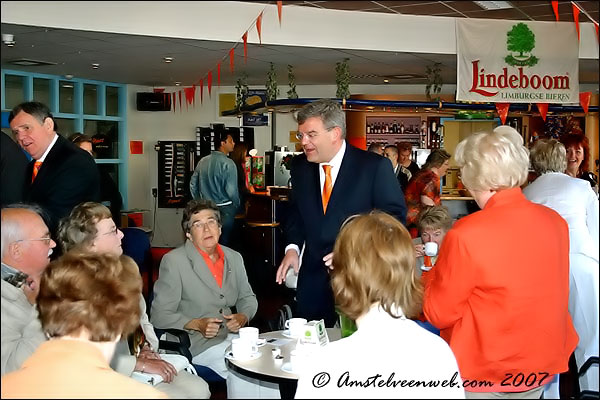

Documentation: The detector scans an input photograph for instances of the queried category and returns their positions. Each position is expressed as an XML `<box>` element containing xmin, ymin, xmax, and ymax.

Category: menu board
<box><xmin>156</xmin><ymin>141</ymin><xmax>197</xmax><ymax>208</ymax></box>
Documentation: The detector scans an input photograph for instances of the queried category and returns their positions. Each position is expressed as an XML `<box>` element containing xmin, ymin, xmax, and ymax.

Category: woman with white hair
<box><xmin>524</xmin><ymin>139</ymin><xmax>599</xmax><ymax>393</ymax></box>
<box><xmin>423</xmin><ymin>126</ymin><xmax>577</xmax><ymax>399</ymax></box>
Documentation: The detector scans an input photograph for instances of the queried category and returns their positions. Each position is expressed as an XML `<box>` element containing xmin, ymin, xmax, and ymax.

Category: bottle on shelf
<box><xmin>400</xmin><ymin>122</ymin><xmax>405</xmax><ymax>134</ymax></box>
<box><xmin>392</xmin><ymin>120</ymin><xmax>398</xmax><ymax>134</ymax></box>
<box><xmin>366</xmin><ymin>123</ymin><xmax>371</xmax><ymax>134</ymax></box>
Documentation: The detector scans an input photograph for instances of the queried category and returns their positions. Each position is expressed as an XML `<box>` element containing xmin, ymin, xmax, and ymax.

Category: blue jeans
<box><xmin>218</xmin><ymin>204</ymin><xmax>236</xmax><ymax>247</ymax></box>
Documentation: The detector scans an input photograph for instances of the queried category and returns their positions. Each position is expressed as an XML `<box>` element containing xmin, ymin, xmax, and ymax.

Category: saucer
<box><xmin>256</xmin><ymin>338</ymin><xmax>267</xmax><ymax>347</ymax></box>
<box><xmin>225</xmin><ymin>351</ymin><xmax>262</xmax><ymax>362</ymax></box>
<box><xmin>281</xmin><ymin>330</ymin><xmax>297</xmax><ymax>339</ymax></box>
<box><xmin>281</xmin><ymin>362</ymin><xmax>296</xmax><ymax>374</ymax></box>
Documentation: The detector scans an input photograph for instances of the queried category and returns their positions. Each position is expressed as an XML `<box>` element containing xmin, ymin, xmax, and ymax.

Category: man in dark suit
<box><xmin>9</xmin><ymin>102</ymin><xmax>100</xmax><ymax>235</ymax></box>
<box><xmin>275</xmin><ymin>99</ymin><xmax>407</xmax><ymax>326</ymax></box>
<box><xmin>1</xmin><ymin>131</ymin><xmax>29</xmax><ymax>206</ymax></box>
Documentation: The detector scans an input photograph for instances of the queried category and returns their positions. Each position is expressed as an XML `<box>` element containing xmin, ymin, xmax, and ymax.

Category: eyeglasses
<box><xmin>15</xmin><ymin>237</ymin><xmax>52</xmax><ymax>246</ymax></box>
<box><xmin>191</xmin><ymin>219</ymin><xmax>219</xmax><ymax>230</ymax></box>
<box><xmin>101</xmin><ymin>226</ymin><xmax>119</xmax><ymax>236</ymax></box>
<box><xmin>295</xmin><ymin>126</ymin><xmax>335</xmax><ymax>141</ymax></box>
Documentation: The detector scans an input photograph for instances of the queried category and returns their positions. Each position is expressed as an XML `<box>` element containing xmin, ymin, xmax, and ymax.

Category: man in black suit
<box><xmin>9</xmin><ymin>102</ymin><xmax>100</xmax><ymax>235</ymax></box>
<box><xmin>1</xmin><ymin>131</ymin><xmax>29</xmax><ymax>206</ymax></box>
<box><xmin>275</xmin><ymin>99</ymin><xmax>406</xmax><ymax>326</ymax></box>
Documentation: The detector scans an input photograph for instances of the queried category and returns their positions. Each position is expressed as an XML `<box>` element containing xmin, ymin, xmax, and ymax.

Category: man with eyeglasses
<box><xmin>9</xmin><ymin>102</ymin><xmax>100</xmax><ymax>236</ymax></box>
<box><xmin>1</xmin><ymin>204</ymin><xmax>56</xmax><ymax>375</ymax></box>
<box><xmin>275</xmin><ymin>99</ymin><xmax>407</xmax><ymax>326</ymax></box>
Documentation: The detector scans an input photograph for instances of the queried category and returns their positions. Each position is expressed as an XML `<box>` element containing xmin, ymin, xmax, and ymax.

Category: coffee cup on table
<box><xmin>231</xmin><ymin>338</ymin><xmax>258</xmax><ymax>360</ymax></box>
<box><xmin>285</xmin><ymin>318</ymin><xmax>307</xmax><ymax>338</ymax></box>
<box><xmin>239</xmin><ymin>327</ymin><xmax>259</xmax><ymax>345</ymax></box>
<box><xmin>289</xmin><ymin>349</ymin><xmax>305</xmax><ymax>373</ymax></box>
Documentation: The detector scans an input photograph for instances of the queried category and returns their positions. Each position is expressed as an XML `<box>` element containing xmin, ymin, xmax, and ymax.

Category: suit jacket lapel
<box><xmin>302</xmin><ymin>160</ymin><xmax>323</xmax><ymax>217</ymax></box>
<box><xmin>30</xmin><ymin>135</ymin><xmax>62</xmax><ymax>190</ymax></box>
<box><xmin>184</xmin><ymin>240</ymin><xmax>222</xmax><ymax>294</ymax></box>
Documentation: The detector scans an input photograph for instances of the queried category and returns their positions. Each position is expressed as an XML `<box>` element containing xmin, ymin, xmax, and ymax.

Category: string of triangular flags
<box><xmin>161</xmin><ymin>1</ymin><xmax>283</xmax><ymax>113</ymax></box>
<box><xmin>550</xmin><ymin>1</ymin><xmax>599</xmax><ymax>41</ymax></box>
<box><xmin>495</xmin><ymin>91</ymin><xmax>592</xmax><ymax>124</ymax></box>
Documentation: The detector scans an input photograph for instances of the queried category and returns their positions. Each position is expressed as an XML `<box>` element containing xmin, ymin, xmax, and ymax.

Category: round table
<box><xmin>225</xmin><ymin>328</ymin><xmax>341</xmax><ymax>398</ymax></box>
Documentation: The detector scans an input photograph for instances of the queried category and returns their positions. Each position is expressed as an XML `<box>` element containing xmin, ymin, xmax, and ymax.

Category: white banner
<box><xmin>456</xmin><ymin>19</ymin><xmax>579</xmax><ymax>104</ymax></box>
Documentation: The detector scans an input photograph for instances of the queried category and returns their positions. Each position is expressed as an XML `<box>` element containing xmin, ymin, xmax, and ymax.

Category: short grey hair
<box><xmin>455</xmin><ymin>125</ymin><xmax>529</xmax><ymax>192</ymax></box>
<box><xmin>530</xmin><ymin>139</ymin><xmax>567</xmax><ymax>175</ymax></box>
<box><xmin>181</xmin><ymin>199</ymin><xmax>221</xmax><ymax>234</ymax></box>
<box><xmin>296</xmin><ymin>99</ymin><xmax>346</xmax><ymax>139</ymax></box>
<box><xmin>1</xmin><ymin>203</ymin><xmax>45</xmax><ymax>259</ymax></box>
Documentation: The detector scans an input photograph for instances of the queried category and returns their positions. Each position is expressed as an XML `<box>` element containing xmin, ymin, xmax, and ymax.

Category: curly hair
<box><xmin>38</xmin><ymin>252</ymin><xmax>141</xmax><ymax>342</ymax></box>
<box><xmin>530</xmin><ymin>139</ymin><xmax>567</xmax><ymax>175</ymax></box>
<box><xmin>331</xmin><ymin>211</ymin><xmax>422</xmax><ymax>321</ymax></box>
<box><xmin>57</xmin><ymin>202</ymin><xmax>112</xmax><ymax>253</ymax></box>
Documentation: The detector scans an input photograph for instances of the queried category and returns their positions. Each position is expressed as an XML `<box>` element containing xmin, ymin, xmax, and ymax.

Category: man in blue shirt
<box><xmin>189</xmin><ymin>131</ymin><xmax>239</xmax><ymax>246</ymax></box>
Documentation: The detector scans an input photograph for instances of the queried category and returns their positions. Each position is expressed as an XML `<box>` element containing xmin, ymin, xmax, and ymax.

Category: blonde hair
<box><xmin>331</xmin><ymin>211</ymin><xmax>422</xmax><ymax>320</ymax></box>
<box><xmin>455</xmin><ymin>125</ymin><xmax>529</xmax><ymax>192</ymax></box>
<box><xmin>530</xmin><ymin>139</ymin><xmax>567</xmax><ymax>175</ymax></box>
<box><xmin>417</xmin><ymin>205</ymin><xmax>453</xmax><ymax>233</ymax></box>
<box><xmin>38</xmin><ymin>252</ymin><xmax>141</xmax><ymax>342</ymax></box>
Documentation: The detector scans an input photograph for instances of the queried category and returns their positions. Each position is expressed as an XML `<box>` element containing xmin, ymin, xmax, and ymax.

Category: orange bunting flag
<box><xmin>200</xmin><ymin>79</ymin><xmax>204</xmax><ymax>104</ymax></box>
<box><xmin>184</xmin><ymin>87</ymin><xmax>195</xmax><ymax>108</ymax></box>
<box><xmin>217</xmin><ymin>63</ymin><xmax>221</xmax><ymax>86</ymax></box>
<box><xmin>192</xmin><ymin>85</ymin><xmax>196</xmax><ymax>106</ymax></box>
<box><xmin>256</xmin><ymin>12</ymin><xmax>263</xmax><ymax>44</ymax></box>
<box><xmin>229</xmin><ymin>49</ymin><xmax>235</xmax><ymax>73</ymax></box>
<box><xmin>172</xmin><ymin>92</ymin><xmax>176</xmax><ymax>112</ymax></box>
<box><xmin>178</xmin><ymin>91</ymin><xmax>182</xmax><ymax>113</ymax></box>
<box><xmin>495</xmin><ymin>103</ymin><xmax>510</xmax><ymax>125</ymax></box>
<box><xmin>207</xmin><ymin>71</ymin><xmax>213</xmax><ymax>97</ymax></box>
<box><xmin>579</xmin><ymin>91</ymin><xmax>592</xmax><ymax>114</ymax></box>
<box><xmin>277</xmin><ymin>1</ymin><xmax>282</xmax><ymax>25</ymax></box>
<box><xmin>595</xmin><ymin>22</ymin><xmax>599</xmax><ymax>41</ymax></box>
<box><xmin>551</xmin><ymin>1</ymin><xmax>559</xmax><ymax>21</ymax></box>
<box><xmin>242</xmin><ymin>32</ymin><xmax>248</xmax><ymax>63</ymax></box>
<box><xmin>536</xmin><ymin>103</ymin><xmax>549</xmax><ymax>121</ymax></box>
<box><xmin>572</xmin><ymin>3</ymin><xmax>581</xmax><ymax>41</ymax></box>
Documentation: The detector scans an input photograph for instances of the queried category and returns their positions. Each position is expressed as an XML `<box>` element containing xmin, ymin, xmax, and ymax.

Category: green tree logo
<box><xmin>504</xmin><ymin>23</ymin><xmax>539</xmax><ymax>67</ymax></box>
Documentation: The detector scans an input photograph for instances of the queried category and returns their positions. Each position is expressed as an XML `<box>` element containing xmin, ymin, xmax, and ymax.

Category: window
<box><xmin>1</xmin><ymin>70</ymin><xmax>127</xmax><ymax>208</ymax></box>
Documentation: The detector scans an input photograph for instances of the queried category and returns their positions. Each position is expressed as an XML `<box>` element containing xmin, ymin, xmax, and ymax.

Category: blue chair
<box><xmin>121</xmin><ymin>227</ymin><xmax>153</xmax><ymax>304</ymax></box>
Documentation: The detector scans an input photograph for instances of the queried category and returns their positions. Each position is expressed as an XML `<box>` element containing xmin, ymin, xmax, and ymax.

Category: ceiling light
<box><xmin>383</xmin><ymin>79</ymin><xmax>390</xmax><ymax>83</ymax></box>
<box><xmin>474</xmin><ymin>1</ymin><xmax>514</xmax><ymax>10</ymax></box>
<box><xmin>164</xmin><ymin>57</ymin><xmax>174</xmax><ymax>63</ymax></box>
<box><xmin>2</xmin><ymin>33</ymin><xmax>15</xmax><ymax>47</ymax></box>
<box><xmin>61</xmin><ymin>83</ymin><xmax>74</xmax><ymax>89</ymax></box>
<box><xmin>91</xmin><ymin>63</ymin><xmax>99</xmax><ymax>69</ymax></box>
<box><xmin>174</xmin><ymin>81</ymin><xmax>181</xmax><ymax>86</ymax></box>
<box><xmin>64</xmin><ymin>74</ymin><xmax>74</xmax><ymax>79</ymax></box>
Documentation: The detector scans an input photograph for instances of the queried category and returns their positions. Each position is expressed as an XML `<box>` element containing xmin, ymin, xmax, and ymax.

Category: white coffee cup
<box><xmin>239</xmin><ymin>327</ymin><xmax>259</xmax><ymax>345</ymax></box>
<box><xmin>424</xmin><ymin>242</ymin><xmax>438</xmax><ymax>257</ymax></box>
<box><xmin>285</xmin><ymin>318</ymin><xmax>307</xmax><ymax>338</ymax></box>
<box><xmin>231</xmin><ymin>338</ymin><xmax>257</xmax><ymax>360</ymax></box>
<box><xmin>289</xmin><ymin>349</ymin><xmax>305</xmax><ymax>373</ymax></box>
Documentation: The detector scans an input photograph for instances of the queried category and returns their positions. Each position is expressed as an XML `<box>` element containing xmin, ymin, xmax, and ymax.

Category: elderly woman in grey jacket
<box><xmin>151</xmin><ymin>199</ymin><xmax>279</xmax><ymax>398</ymax></box>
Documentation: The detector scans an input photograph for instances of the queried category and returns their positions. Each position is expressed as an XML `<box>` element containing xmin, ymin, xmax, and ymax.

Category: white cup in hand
<box><xmin>285</xmin><ymin>318</ymin><xmax>307</xmax><ymax>338</ymax></box>
<box><xmin>424</xmin><ymin>242</ymin><xmax>438</xmax><ymax>257</ymax></box>
<box><xmin>239</xmin><ymin>327</ymin><xmax>259</xmax><ymax>345</ymax></box>
<box><xmin>231</xmin><ymin>338</ymin><xmax>257</xmax><ymax>360</ymax></box>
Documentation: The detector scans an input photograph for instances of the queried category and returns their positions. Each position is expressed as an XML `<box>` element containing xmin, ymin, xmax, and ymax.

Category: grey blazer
<box><xmin>150</xmin><ymin>241</ymin><xmax>257</xmax><ymax>356</ymax></box>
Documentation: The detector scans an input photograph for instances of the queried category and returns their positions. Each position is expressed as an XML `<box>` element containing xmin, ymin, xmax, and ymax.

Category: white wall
<box><xmin>127</xmin><ymin>82</ymin><xmax>457</xmax><ymax>247</ymax></box>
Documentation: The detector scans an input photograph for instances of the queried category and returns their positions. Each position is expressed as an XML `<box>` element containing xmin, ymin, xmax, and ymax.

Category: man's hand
<box><xmin>276</xmin><ymin>249</ymin><xmax>299</xmax><ymax>284</ymax></box>
<box><xmin>223</xmin><ymin>313</ymin><xmax>248</xmax><ymax>333</ymax></box>
<box><xmin>136</xmin><ymin>357</ymin><xmax>177</xmax><ymax>383</ymax></box>
<box><xmin>184</xmin><ymin>317</ymin><xmax>223</xmax><ymax>338</ymax></box>
<box><xmin>23</xmin><ymin>274</ymin><xmax>41</xmax><ymax>305</ymax></box>
<box><xmin>322</xmin><ymin>252</ymin><xmax>334</xmax><ymax>270</ymax></box>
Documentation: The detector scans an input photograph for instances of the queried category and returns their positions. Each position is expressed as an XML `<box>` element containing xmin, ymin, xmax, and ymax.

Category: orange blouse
<box><xmin>195</xmin><ymin>244</ymin><xmax>225</xmax><ymax>288</ymax></box>
<box><xmin>423</xmin><ymin>188</ymin><xmax>577</xmax><ymax>392</ymax></box>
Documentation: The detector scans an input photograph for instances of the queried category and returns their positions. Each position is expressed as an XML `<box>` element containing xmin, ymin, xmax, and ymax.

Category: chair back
<box><xmin>121</xmin><ymin>227</ymin><xmax>152</xmax><ymax>303</ymax></box>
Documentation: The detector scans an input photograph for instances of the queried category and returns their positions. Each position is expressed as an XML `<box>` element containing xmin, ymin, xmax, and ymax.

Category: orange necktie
<box><xmin>322</xmin><ymin>164</ymin><xmax>332</xmax><ymax>213</ymax></box>
<box><xmin>32</xmin><ymin>161</ymin><xmax>43</xmax><ymax>182</ymax></box>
